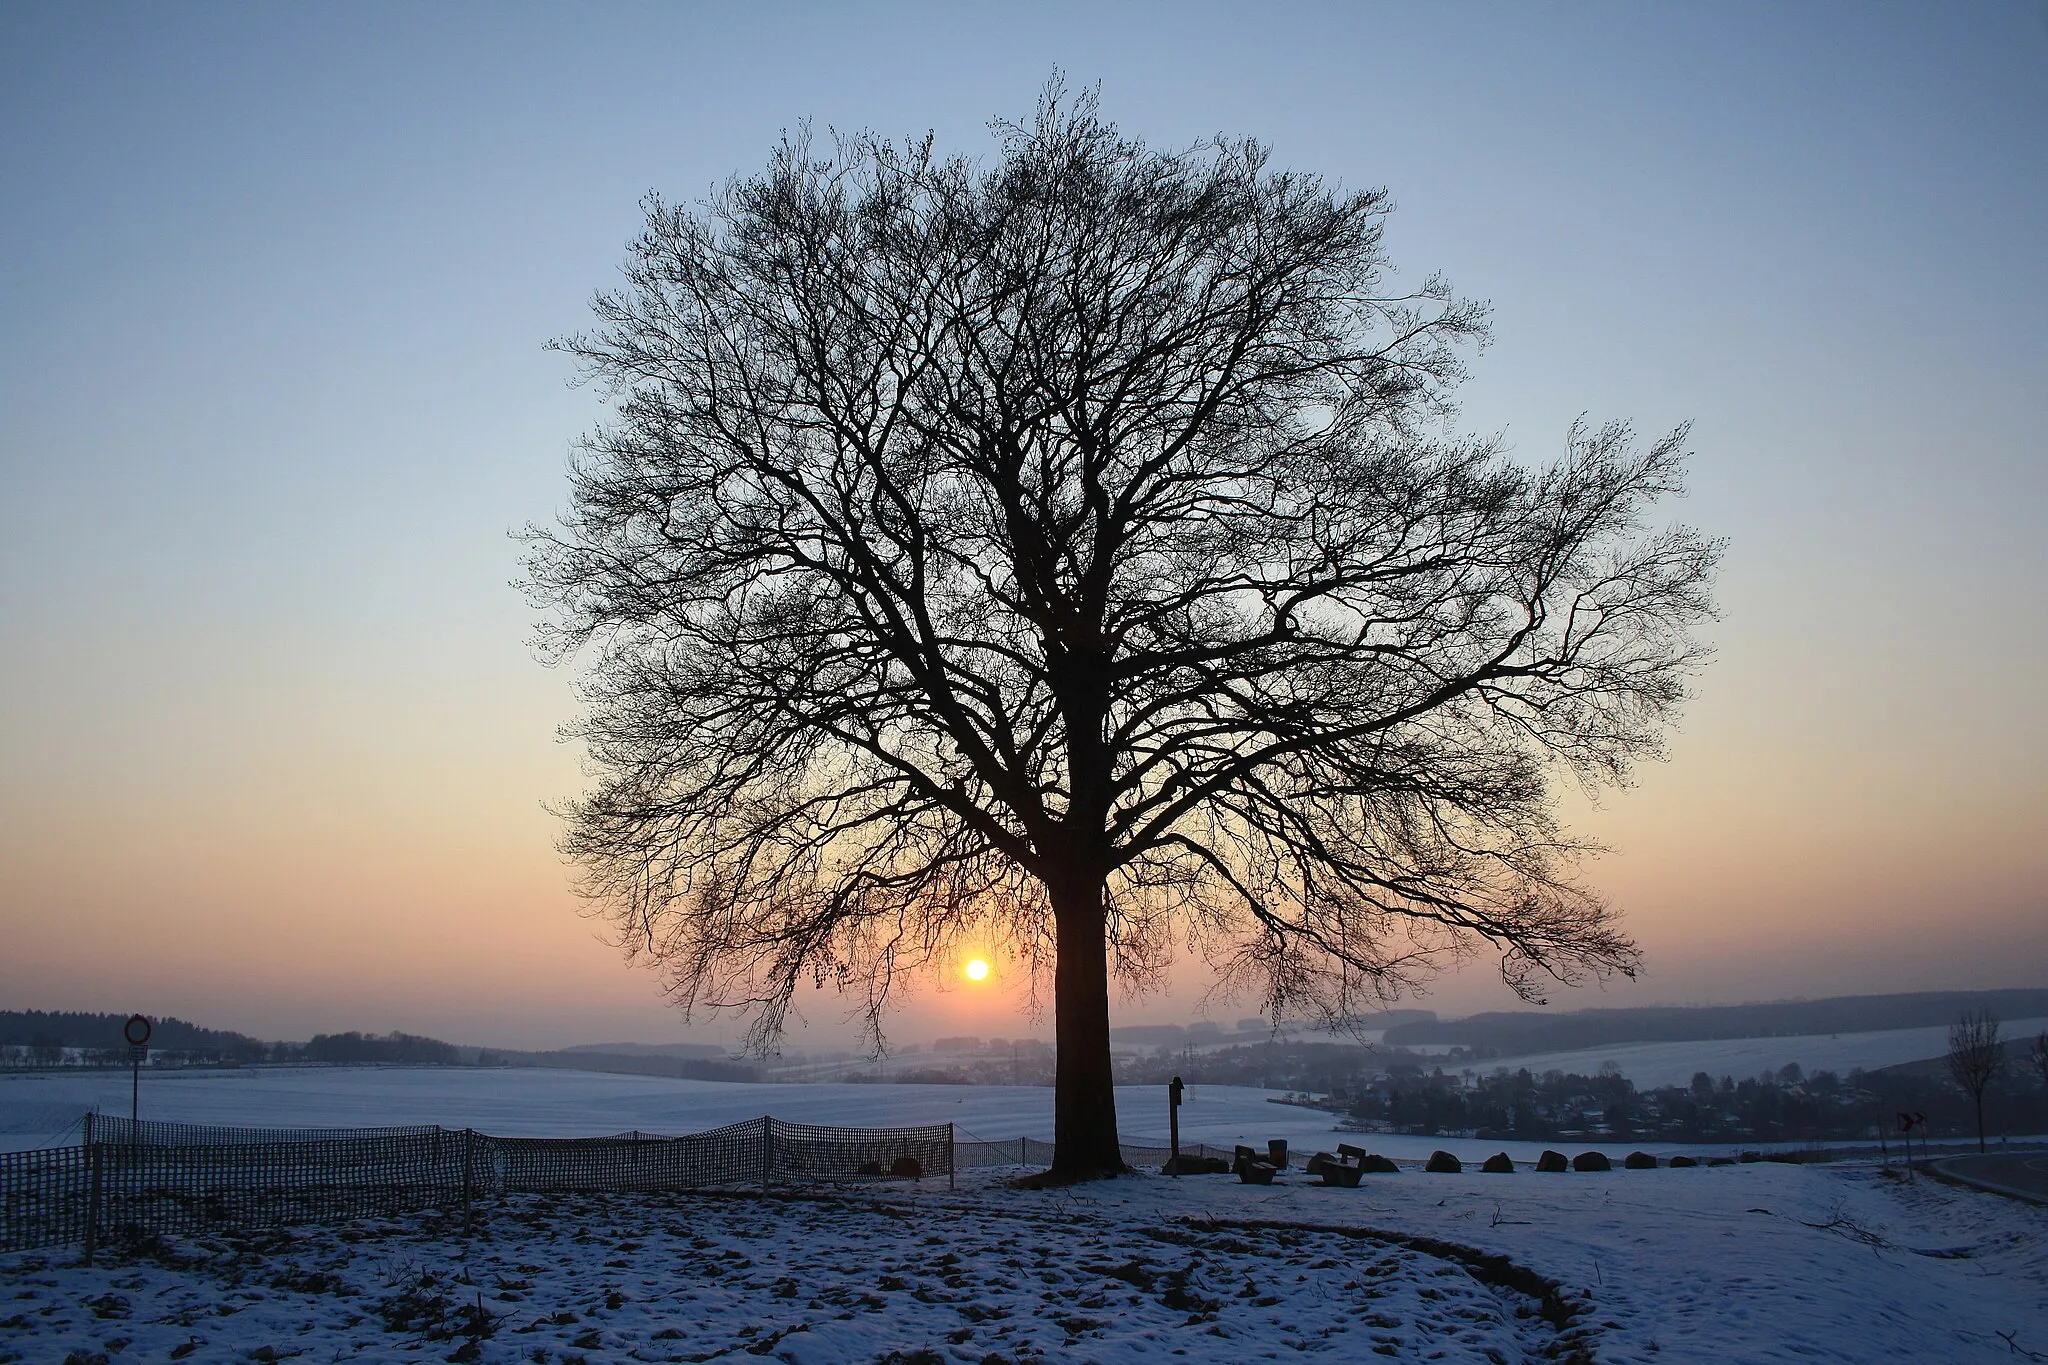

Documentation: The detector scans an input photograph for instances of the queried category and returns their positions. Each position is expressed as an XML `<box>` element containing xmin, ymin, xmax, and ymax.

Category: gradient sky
<box><xmin>2</xmin><ymin>2</ymin><xmax>2043</xmax><ymax>1050</ymax></box>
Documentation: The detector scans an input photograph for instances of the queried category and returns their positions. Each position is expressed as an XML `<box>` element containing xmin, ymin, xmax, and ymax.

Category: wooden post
<box><xmin>760</xmin><ymin>1116</ymin><xmax>773</xmax><ymax>1194</ymax></box>
<box><xmin>947</xmin><ymin>1123</ymin><xmax>955</xmax><ymax>1190</ymax></box>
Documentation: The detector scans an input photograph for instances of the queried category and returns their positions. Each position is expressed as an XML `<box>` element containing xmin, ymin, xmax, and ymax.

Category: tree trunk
<box><xmin>1976</xmin><ymin>1093</ymin><xmax>1987</xmax><ymax>1154</ymax></box>
<box><xmin>1047</xmin><ymin>870</ymin><xmax>1125</xmax><ymax>1180</ymax></box>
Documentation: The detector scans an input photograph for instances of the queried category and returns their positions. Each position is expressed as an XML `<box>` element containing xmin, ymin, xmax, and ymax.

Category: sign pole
<box><xmin>122</xmin><ymin>1015</ymin><xmax>152</xmax><ymax>1131</ymax></box>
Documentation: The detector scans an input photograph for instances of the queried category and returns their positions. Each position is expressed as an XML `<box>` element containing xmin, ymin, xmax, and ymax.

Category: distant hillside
<box><xmin>560</xmin><ymin>1042</ymin><xmax>731</xmax><ymax>1059</ymax></box>
<box><xmin>1381</xmin><ymin>989</ymin><xmax>2048</xmax><ymax>1057</ymax></box>
<box><xmin>1111</xmin><ymin>1010</ymin><xmax>1435</xmax><ymax>1048</ymax></box>
<box><xmin>0</xmin><ymin>1010</ymin><xmax>275</xmax><ymax>1060</ymax></box>
<box><xmin>493</xmin><ymin>1048</ymin><xmax>758</xmax><ymax>1083</ymax></box>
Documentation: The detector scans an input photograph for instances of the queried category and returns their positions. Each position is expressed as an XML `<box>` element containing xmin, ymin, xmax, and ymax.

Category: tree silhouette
<box><xmin>527</xmin><ymin>85</ymin><xmax>1720</xmax><ymax>1181</ymax></box>
<box><xmin>1945</xmin><ymin>1009</ymin><xmax>2002</xmax><ymax>1153</ymax></box>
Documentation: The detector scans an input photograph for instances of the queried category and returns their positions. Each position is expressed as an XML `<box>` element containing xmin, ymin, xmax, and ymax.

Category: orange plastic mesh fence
<box><xmin>1</xmin><ymin>1116</ymin><xmax>959</xmax><ymax>1253</ymax></box>
<box><xmin>0</xmin><ymin>1145</ymin><xmax>90</xmax><ymax>1252</ymax></box>
<box><xmin>95</xmin><ymin>1131</ymin><xmax>467</xmax><ymax>1238</ymax></box>
<box><xmin>494</xmin><ymin>1121</ymin><xmax>765</xmax><ymax>1194</ymax></box>
<box><xmin>765</xmin><ymin>1118</ymin><xmax>953</xmax><ymax>1186</ymax></box>
<box><xmin>3</xmin><ymin>1119</ymin><xmax>1235</xmax><ymax>1253</ymax></box>
<box><xmin>90</xmin><ymin>1115</ymin><xmax>441</xmax><ymax>1146</ymax></box>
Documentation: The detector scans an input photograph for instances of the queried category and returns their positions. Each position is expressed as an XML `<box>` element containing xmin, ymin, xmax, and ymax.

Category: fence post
<box><xmin>1020</xmin><ymin>1136</ymin><xmax>1026</xmax><ymax>1167</ymax></box>
<box><xmin>947</xmin><ymin>1123</ymin><xmax>955</xmax><ymax>1190</ymax></box>
<box><xmin>760</xmin><ymin>1116</ymin><xmax>772</xmax><ymax>1194</ymax></box>
<box><xmin>81</xmin><ymin>1114</ymin><xmax>100</xmax><ymax>1267</ymax></box>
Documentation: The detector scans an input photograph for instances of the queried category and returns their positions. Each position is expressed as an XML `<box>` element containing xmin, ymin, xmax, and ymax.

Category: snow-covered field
<box><xmin>4</xmin><ymin>1148</ymin><xmax>2045</xmax><ymax>1363</ymax></box>
<box><xmin>1</xmin><ymin>1067</ymin><xmax>1373</xmax><ymax>1156</ymax></box>
<box><xmin>0</xmin><ymin>1066</ymin><xmax>1774</xmax><ymax>1163</ymax></box>
<box><xmin>1467</xmin><ymin>1016</ymin><xmax>2048</xmax><ymax>1090</ymax></box>
<box><xmin>3</xmin><ymin>1065</ymin><xmax>2047</xmax><ymax>1363</ymax></box>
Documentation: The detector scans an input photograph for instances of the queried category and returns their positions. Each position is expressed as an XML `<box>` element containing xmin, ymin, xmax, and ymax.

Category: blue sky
<box><xmin>2</xmin><ymin>2</ymin><xmax>2043</xmax><ymax>1047</ymax></box>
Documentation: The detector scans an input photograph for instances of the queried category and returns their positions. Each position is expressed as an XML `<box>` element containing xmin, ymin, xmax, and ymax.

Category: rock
<box><xmin>1238</xmin><ymin>1160</ymin><xmax>1277</xmax><ymax>1185</ymax></box>
<box><xmin>1481</xmin><ymin>1152</ymin><xmax>1515</xmax><ymax>1173</ymax></box>
<box><xmin>1669</xmin><ymin>1155</ymin><xmax>1698</xmax><ymax>1168</ymax></box>
<box><xmin>888</xmin><ymin>1156</ymin><xmax>924</xmax><ymax>1178</ymax></box>
<box><xmin>1536</xmin><ymin>1150</ymin><xmax>1569</xmax><ymax>1172</ymax></box>
<box><xmin>1572</xmin><ymin>1151</ymin><xmax>1612</xmax><ymax>1172</ymax></box>
<box><xmin>1165</xmin><ymin>1153</ymin><xmax>1230</xmax><ymax>1175</ymax></box>
<box><xmin>1624</xmin><ymin>1151</ymin><xmax>1658</xmax><ymax>1169</ymax></box>
<box><xmin>1361</xmin><ymin>1153</ymin><xmax>1401</xmax><ymax>1173</ymax></box>
<box><xmin>1425</xmin><ymin>1150</ymin><xmax>1463</xmax><ymax>1173</ymax></box>
<box><xmin>856</xmin><ymin>1160</ymin><xmax>884</xmax><ymax>1176</ymax></box>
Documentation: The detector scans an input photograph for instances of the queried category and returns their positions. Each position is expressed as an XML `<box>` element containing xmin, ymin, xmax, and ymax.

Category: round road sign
<box><xmin>123</xmin><ymin>1014</ymin><xmax>152</xmax><ymax>1047</ymax></box>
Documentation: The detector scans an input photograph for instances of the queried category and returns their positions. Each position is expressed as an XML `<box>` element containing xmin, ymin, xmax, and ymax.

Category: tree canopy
<box><xmin>528</xmin><ymin>86</ymin><xmax>1720</xmax><ymax>1178</ymax></box>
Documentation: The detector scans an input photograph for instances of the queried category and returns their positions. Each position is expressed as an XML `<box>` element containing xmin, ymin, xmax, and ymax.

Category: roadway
<box><xmin>1932</xmin><ymin>1150</ymin><xmax>2048</xmax><ymax>1206</ymax></box>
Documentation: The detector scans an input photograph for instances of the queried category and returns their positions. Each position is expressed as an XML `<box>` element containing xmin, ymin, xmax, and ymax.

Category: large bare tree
<box><xmin>527</xmin><ymin>87</ymin><xmax>1720</xmax><ymax>1181</ymax></box>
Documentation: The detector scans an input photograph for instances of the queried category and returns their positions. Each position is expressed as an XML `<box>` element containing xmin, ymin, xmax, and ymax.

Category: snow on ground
<box><xmin>0</xmin><ymin>1186</ymin><xmax>1577</xmax><ymax>1364</ymax></box>
<box><xmin>0</xmin><ymin>1067</ymin><xmax>1793</xmax><ymax>1163</ymax></box>
<box><xmin>1473</xmin><ymin>1016</ymin><xmax>2048</xmax><ymax>1091</ymax></box>
<box><xmin>4</xmin><ymin>1155</ymin><xmax>2045</xmax><ymax>1364</ymax></box>
<box><xmin>3</xmin><ymin>1069</ymin><xmax>2046</xmax><ymax>1362</ymax></box>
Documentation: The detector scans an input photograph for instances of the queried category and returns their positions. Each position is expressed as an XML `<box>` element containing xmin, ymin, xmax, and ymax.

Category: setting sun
<box><xmin>964</xmin><ymin>959</ymin><xmax>989</xmax><ymax>982</ymax></box>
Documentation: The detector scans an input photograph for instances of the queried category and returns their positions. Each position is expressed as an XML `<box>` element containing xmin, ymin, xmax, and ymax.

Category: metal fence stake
<box><xmin>461</xmin><ymin>1129</ymin><xmax>475</xmax><ymax>1232</ymax></box>
<box><xmin>81</xmin><ymin>1116</ymin><xmax>100</xmax><ymax>1267</ymax></box>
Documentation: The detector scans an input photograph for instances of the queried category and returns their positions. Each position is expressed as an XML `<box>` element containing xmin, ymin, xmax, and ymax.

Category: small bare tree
<box><xmin>528</xmin><ymin>84</ymin><xmax>1721</xmax><ymax>1181</ymax></box>
<box><xmin>1945</xmin><ymin>1009</ymin><xmax>2001</xmax><ymax>1153</ymax></box>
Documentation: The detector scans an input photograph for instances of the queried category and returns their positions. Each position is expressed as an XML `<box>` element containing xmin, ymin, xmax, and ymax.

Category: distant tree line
<box><xmin>1338</xmin><ymin>1062</ymin><xmax>2048</xmax><ymax>1146</ymax></box>
<box><xmin>1381</xmin><ymin>989</ymin><xmax>2048</xmax><ymax>1054</ymax></box>
<box><xmin>0</xmin><ymin>1013</ymin><xmax>470</xmax><ymax>1068</ymax></box>
<box><xmin>1116</xmin><ymin>1033</ymin><xmax>2048</xmax><ymax>1145</ymax></box>
<box><xmin>0</xmin><ymin>1010</ymin><xmax>277</xmax><ymax>1064</ymax></box>
<box><xmin>298</xmin><ymin>1031</ymin><xmax>461</xmax><ymax>1065</ymax></box>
